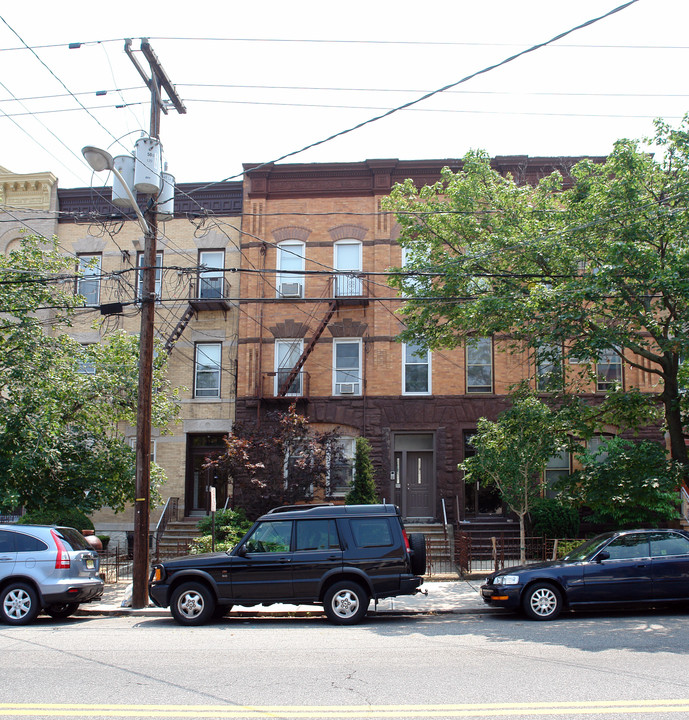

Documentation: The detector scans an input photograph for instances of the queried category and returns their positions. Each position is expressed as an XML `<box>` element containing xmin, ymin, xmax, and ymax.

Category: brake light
<box><xmin>51</xmin><ymin>529</ymin><xmax>71</xmax><ymax>569</ymax></box>
<box><xmin>402</xmin><ymin>529</ymin><xmax>410</xmax><ymax>552</ymax></box>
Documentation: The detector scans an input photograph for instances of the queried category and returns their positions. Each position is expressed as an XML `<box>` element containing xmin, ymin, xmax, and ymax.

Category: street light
<box><xmin>81</xmin><ymin>144</ymin><xmax>157</xmax><ymax>609</ymax></box>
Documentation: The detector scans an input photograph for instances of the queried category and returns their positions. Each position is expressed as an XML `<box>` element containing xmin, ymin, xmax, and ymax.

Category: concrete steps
<box><xmin>405</xmin><ymin>522</ymin><xmax>455</xmax><ymax>574</ymax></box>
<box><xmin>155</xmin><ymin>518</ymin><xmax>203</xmax><ymax>559</ymax></box>
<box><xmin>457</xmin><ymin>517</ymin><xmax>521</xmax><ymax>560</ymax></box>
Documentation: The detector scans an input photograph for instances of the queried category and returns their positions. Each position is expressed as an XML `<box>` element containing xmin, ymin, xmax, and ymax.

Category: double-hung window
<box><xmin>403</xmin><ymin>342</ymin><xmax>431</xmax><ymax>394</ymax></box>
<box><xmin>334</xmin><ymin>240</ymin><xmax>362</xmax><ymax>297</ymax></box>
<box><xmin>194</xmin><ymin>343</ymin><xmax>222</xmax><ymax>398</ymax></box>
<box><xmin>199</xmin><ymin>250</ymin><xmax>225</xmax><ymax>299</ymax></box>
<box><xmin>597</xmin><ymin>348</ymin><xmax>622</xmax><ymax>391</ymax></box>
<box><xmin>536</xmin><ymin>343</ymin><xmax>563</xmax><ymax>392</ymax></box>
<box><xmin>275</xmin><ymin>339</ymin><xmax>304</xmax><ymax>396</ymax></box>
<box><xmin>333</xmin><ymin>339</ymin><xmax>361</xmax><ymax>396</ymax></box>
<box><xmin>77</xmin><ymin>254</ymin><xmax>101</xmax><ymax>306</ymax></box>
<box><xmin>466</xmin><ymin>338</ymin><xmax>493</xmax><ymax>393</ymax></box>
<box><xmin>277</xmin><ymin>241</ymin><xmax>305</xmax><ymax>298</ymax></box>
<box><xmin>329</xmin><ymin>437</ymin><xmax>355</xmax><ymax>497</ymax></box>
<box><xmin>136</xmin><ymin>251</ymin><xmax>163</xmax><ymax>301</ymax></box>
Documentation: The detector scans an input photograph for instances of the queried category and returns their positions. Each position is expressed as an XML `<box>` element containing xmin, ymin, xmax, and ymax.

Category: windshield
<box><xmin>563</xmin><ymin>533</ymin><xmax>614</xmax><ymax>562</ymax></box>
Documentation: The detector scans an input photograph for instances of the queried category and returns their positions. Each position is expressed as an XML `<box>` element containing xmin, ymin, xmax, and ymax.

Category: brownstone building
<box><xmin>236</xmin><ymin>156</ymin><xmax>662</xmax><ymax>524</ymax></box>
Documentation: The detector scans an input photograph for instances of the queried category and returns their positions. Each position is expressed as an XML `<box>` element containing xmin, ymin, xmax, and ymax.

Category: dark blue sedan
<box><xmin>481</xmin><ymin>528</ymin><xmax>689</xmax><ymax>620</ymax></box>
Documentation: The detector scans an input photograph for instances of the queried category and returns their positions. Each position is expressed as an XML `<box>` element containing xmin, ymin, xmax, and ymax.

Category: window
<box><xmin>597</xmin><ymin>348</ymin><xmax>622</xmax><ymax>391</ymax></box>
<box><xmin>650</xmin><ymin>532</ymin><xmax>689</xmax><ymax>557</ymax></box>
<box><xmin>136</xmin><ymin>251</ymin><xmax>163</xmax><ymax>300</ymax></box>
<box><xmin>275</xmin><ymin>340</ymin><xmax>303</xmax><ymax>396</ymax></box>
<box><xmin>277</xmin><ymin>241</ymin><xmax>305</xmax><ymax>298</ymax></box>
<box><xmin>544</xmin><ymin>451</ymin><xmax>570</xmax><ymax>497</ymax></box>
<box><xmin>295</xmin><ymin>520</ymin><xmax>340</xmax><ymax>551</ymax></box>
<box><xmin>199</xmin><ymin>250</ymin><xmax>224</xmax><ymax>299</ymax></box>
<box><xmin>77</xmin><ymin>254</ymin><xmax>101</xmax><ymax>306</ymax></box>
<box><xmin>14</xmin><ymin>533</ymin><xmax>48</xmax><ymax>553</ymax></box>
<box><xmin>334</xmin><ymin>240</ymin><xmax>362</xmax><ymax>296</ymax></box>
<box><xmin>77</xmin><ymin>345</ymin><xmax>96</xmax><ymax>375</ymax></box>
<box><xmin>350</xmin><ymin>518</ymin><xmax>393</xmax><ymax>548</ymax></box>
<box><xmin>244</xmin><ymin>520</ymin><xmax>292</xmax><ymax>553</ymax></box>
<box><xmin>194</xmin><ymin>343</ymin><xmax>222</xmax><ymax>398</ymax></box>
<box><xmin>466</xmin><ymin>337</ymin><xmax>493</xmax><ymax>393</ymax></box>
<box><xmin>604</xmin><ymin>534</ymin><xmax>650</xmax><ymax>560</ymax></box>
<box><xmin>536</xmin><ymin>343</ymin><xmax>563</xmax><ymax>391</ymax></box>
<box><xmin>401</xmin><ymin>246</ymin><xmax>423</xmax><ymax>293</ymax></box>
<box><xmin>403</xmin><ymin>342</ymin><xmax>431</xmax><ymax>394</ymax></box>
<box><xmin>333</xmin><ymin>339</ymin><xmax>361</xmax><ymax>395</ymax></box>
<box><xmin>587</xmin><ymin>436</ymin><xmax>611</xmax><ymax>463</ymax></box>
<box><xmin>329</xmin><ymin>437</ymin><xmax>355</xmax><ymax>497</ymax></box>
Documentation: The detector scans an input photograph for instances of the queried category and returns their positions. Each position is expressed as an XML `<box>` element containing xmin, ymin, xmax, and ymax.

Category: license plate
<box><xmin>85</xmin><ymin>558</ymin><xmax>95</xmax><ymax>570</ymax></box>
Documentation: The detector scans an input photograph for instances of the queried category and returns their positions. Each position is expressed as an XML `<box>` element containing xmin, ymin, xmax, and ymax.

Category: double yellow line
<box><xmin>1</xmin><ymin>700</ymin><xmax>689</xmax><ymax>717</ymax></box>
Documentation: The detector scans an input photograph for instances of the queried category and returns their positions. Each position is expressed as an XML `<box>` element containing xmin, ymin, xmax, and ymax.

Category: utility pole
<box><xmin>125</xmin><ymin>38</ymin><xmax>186</xmax><ymax>609</ymax></box>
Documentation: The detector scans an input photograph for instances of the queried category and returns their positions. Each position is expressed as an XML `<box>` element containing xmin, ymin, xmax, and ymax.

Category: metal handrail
<box><xmin>154</xmin><ymin>496</ymin><xmax>179</xmax><ymax>560</ymax></box>
<box><xmin>681</xmin><ymin>483</ymin><xmax>689</xmax><ymax>524</ymax></box>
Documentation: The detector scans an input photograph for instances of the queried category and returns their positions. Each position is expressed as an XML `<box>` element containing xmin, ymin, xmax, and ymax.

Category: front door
<box><xmin>185</xmin><ymin>434</ymin><xmax>228</xmax><ymax>517</ymax></box>
<box><xmin>393</xmin><ymin>433</ymin><xmax>435</xmax><ymax>519</ymax></box>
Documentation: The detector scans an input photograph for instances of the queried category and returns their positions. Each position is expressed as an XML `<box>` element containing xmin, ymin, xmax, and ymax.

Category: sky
<box><xmin>1</xmin><ymin>0</ymin><xmax>688</xmax><ymax>190</ymax></box>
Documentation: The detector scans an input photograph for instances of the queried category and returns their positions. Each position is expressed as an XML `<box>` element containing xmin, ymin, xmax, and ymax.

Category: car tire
<box><xmin>45</xmin><ymin>602</ymin><xmax>80</xmax><ymax>619</ymax></box>
<box><xmin>170</xmin><ymin>582</ymin><xmax>216</xmax><ymax>626</ymax></box>
<box><xmin>1</xmin><ymin>582</ymin><xmax>41</xmax><ymax>626</ymax></box>
<box><xmin>522</xmin><ymin>582</ymin><xmax>563</xmax><ymax>621</ymax></box>
<box><xmin>323</xmin><ymin>581</ymin><xmax>369</xmax><ymax>625</ymax></box>
<box><xmin>408</xmin><ymin>533</ymin><xmax>427</xmax><ymax>575</ymax></box>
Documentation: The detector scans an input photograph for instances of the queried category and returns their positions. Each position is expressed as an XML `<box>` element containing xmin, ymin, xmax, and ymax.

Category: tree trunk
<box><xmin>661</xmin><ymin>369</ymin><xmax>688</xmax><ymax>473</ymax></box>
<box><xmin>518</xmin><ymin>511</ymin><xmax>526</xmax><ymax>565</ymax></box>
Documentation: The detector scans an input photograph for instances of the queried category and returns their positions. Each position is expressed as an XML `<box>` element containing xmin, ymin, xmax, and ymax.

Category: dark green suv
<box><xmin>149</xmin><ymin>504</ymin><xmax>426</xmax><ymax>625</ymax></box>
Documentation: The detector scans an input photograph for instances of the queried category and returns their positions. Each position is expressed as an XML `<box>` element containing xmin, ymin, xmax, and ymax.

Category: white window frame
<box><xmin>136</xmin><ymin>251</ymin><xmax>163</xmax><ymax>301</ymax></box>
<box><xmin>198</xmin><ymin>250</ymin><xmax>225</xmax><ymax>299</ymax></box>
<box><xmin>275</xmin><ymin>339</ymin><xmax>304</xmax><ymax>396</ymax></box>
<box><xmin>77</xmin><ymin>254</ymin><xmax>101</xmax><ymax>306</ymax></box>
<box><xmin>333</xmin><ymin>338</ymin><xmax>362</xmax><ymax>396</ymax></box>
<box><xmin>466</xmin><ymin>337</ymin><xmax>493</xmax><ymax>393</ymax></box>
<box><xmin>403</xmin><ymin>342</ymin><xmax>431</xmax><ymax>395</ymax></box>
<box><xmin>277</xmin><ymin>241</ymin><xmax>305</xmax><ymax>299</ymax></box>
<box><xmin>194</xmin><ymin>342</ymin><xmax>222</xmax><ymax>398</ymax></box>
<box><xmin>334</xmin><ymin>240</ymin><xmax>363</xmax><ymax>297</ymax></box>
<box><xmin>536</xmin><ymin>342</ymin><xmax>563</xmax><ymax>392</ymax></box>
<box><xmin>597</xmin><ymin>348</ymin><xmax>622</xmax><ymax>391</ymax></box>
<box><xmin>328</xmin><ymin>436</ymin><xmax>356</xmax><ymax>497</ymax></box>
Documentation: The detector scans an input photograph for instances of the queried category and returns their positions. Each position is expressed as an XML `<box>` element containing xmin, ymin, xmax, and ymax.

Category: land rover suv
<box><xmin>149</xmin><ymin>504</ymin><xmax>426</xmax><ymax>626</ymax></box>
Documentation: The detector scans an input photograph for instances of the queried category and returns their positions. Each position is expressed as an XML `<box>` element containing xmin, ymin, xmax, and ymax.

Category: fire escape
<box><xmin>273</xmin><ymin>273</ymin><xmax>369</xmax><ymax>398</ymax></box>
<box><xmin>164</xmin><ymin>275</ymin><xmax>234</xmax><ymax>353</ymax></box>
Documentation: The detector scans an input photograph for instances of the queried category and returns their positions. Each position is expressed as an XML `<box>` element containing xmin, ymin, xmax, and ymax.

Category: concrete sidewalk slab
<box><xmin>75</xmin><ymin>578</ymin><xmax>495</xmax><ymax>618</ymax></box>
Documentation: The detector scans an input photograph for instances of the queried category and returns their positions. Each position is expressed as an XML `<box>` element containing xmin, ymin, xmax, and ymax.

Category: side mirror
<box><xmin>595</xmin><ymin>550</ymin><xmax>610</xmax><ymax>563</ymax></box>
<box><xmin>236</xmin><ymin>544</ymin><xmax>247</xmax><ymax>557</ymax></box>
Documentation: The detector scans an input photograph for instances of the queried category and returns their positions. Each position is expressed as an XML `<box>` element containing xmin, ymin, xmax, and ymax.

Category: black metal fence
<box><xmin>98</xmin><ymin>547</ymin><xmax>134</xmax><ymax>583</ymax></box>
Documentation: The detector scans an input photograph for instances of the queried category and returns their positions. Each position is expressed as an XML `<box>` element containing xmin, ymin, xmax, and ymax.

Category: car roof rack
<box><xmin>266</xmin><ymin>503</ymin><xmax>335</xmax><ymax>515</ymax></box>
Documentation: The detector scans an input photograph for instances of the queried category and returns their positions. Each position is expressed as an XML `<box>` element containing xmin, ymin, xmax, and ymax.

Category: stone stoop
<box><xmin>156</xmin><ymin>518</ymin><xmax>204</xmax><ymax>558</ymax></box>
<box><xmin>457</xmin><ymin>517</ymin><xmax>521</xmax><ymax>561</ymax></box>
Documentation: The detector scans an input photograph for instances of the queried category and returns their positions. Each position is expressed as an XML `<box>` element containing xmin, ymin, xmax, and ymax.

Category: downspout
<box><xmin>256</xmin><ymin>242</ymin><xmax>268</xmax><ymax>427</ymax></box>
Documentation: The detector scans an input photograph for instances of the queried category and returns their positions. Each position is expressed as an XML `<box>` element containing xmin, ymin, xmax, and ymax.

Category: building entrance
<box><xmin>185</xmin><ymin>434</ymin><xmax>229</xmax><ymax>516</ymax></box>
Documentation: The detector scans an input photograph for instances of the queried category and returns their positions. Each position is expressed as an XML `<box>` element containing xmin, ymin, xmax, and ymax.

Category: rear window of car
<box><xmin>55</xmin><ymin>528</ymin><xmax>92</xmax><ymax>551</ymax></box>
<box><xmin>0</xmin><ymin>530</ymin><xmax>15</xmax><ymax>553</ymax></box>
<box><xmin>650</xmin><ymin>532</ymin><xmax>689</xmax><ymax>557</ymax></box>
<box><xmin>349</xmin><ymin>518</ymin><xmax>394</xmax><ymax>548</ymax></box>
<box><xmin>14</xmin><ymin>533</ymin><xmax>48</xmax><ymax>552</ymax></box>
<box><xmin>295</xmin><ymin>519</ymin><xmax>340</xmax><ymax>551</ymax></box>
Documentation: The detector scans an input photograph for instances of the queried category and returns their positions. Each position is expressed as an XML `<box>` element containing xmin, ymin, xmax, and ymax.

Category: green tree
<box><xmin>208</xmin><ymin>405</ymin><xmax>343</xmax><ymax>519</ymax></box>
<box><xmin>558</xmin><ymin>438</ymin><xmax>681</xmax><ymax>527</ymax></box>
<box><xmin>385</xmin><ymin>118</ymin><xmax>689</xmax><ymax>471</ymax></box>
<box><xmin>460</xmin><ymin>392</ymin><xmax>568</xmax><ymax>563</ymax></box>
<box><xmin>0</xmin><ymin>235</ymin><xmax>180</xmax><ymax>516</ymax></box>
<box><xmin>345</xmin><ymin>437</ymin><xmax>379</xmax><ymax>505</ymax></box>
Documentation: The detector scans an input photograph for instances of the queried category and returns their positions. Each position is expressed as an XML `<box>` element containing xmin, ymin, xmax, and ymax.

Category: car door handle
<box><xmin>327</xmin><ymin>555</ymin><xmax>340</xmax><ymax>560</ymax></box>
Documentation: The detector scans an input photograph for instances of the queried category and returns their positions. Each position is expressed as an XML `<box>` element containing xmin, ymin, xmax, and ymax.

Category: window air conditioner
<box><xmin>280</xmin><ymin>282</ymin><xmax>302</xmax><ymax>298</ymax></box>
<box><xmin>337</xmin><ymin>382</ymin><xmax>357</xmax><ymax>394</ymax></box>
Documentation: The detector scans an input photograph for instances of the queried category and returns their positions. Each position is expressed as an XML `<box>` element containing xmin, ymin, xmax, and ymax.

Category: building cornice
<box><xmin>0</xmin><ymin>166</ymin><xmax>57</xmax><ymax>210</ymax></box>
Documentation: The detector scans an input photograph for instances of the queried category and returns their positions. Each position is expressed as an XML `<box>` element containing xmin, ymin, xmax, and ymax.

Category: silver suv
<box><xmin>0</xmin><ymin>525</ymin><xmax>104</xmax><ymax>625</ymax></box>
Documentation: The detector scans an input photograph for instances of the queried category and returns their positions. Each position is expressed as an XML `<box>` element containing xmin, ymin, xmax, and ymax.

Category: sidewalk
<box><xmin>76</xmin><ymin>577</ymin><xmax>496</xmax><ymax>618</ymax></box>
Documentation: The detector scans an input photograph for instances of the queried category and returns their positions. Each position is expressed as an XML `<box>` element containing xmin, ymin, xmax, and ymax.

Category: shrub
<box><xmin>17</xmin><ymin>508</ymin><xmax>94</xmax><ymax>530</ymax></box>
<box><xmin>190</xmin><ymin>508</ymin><xmax>253</xmax><ymax>554</ymax></box>
<box><xmin>345</xmin><ymin>437</ymin><xmax>379</xmax><ymax>505</ymax></box>
<box><xmin>528</xmin><ymin>497</ymin><xmax>579</xmax><ymax>538</ymax></box>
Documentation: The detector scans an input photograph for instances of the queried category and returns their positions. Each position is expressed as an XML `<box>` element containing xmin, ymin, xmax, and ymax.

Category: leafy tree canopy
<box><xmin>0</xmin><ymin>235</ymin><xmax>180</xmax><ymax>516</ymax></box>
<box><xmin>385</xmin><ymin>118</ymin><xmax>689</xmax><ymax>468</ymax></box>
<box><xmin>557</xmin><ymin>438</ymin><xmax>681</xmax><ymax>527</ymax></box>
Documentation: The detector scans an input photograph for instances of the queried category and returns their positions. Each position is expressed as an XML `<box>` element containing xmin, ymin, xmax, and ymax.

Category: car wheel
<box><xmin>407</xmin><ymin>533</ymin><xmax>427</xmax><ymax>575</ymax></box>
<box><xmin>45</xmin><ymin>602</ymin><xmax>80</xmax><ymax>619</ymax></box>
<box><xmin>323</xmin><ymin>581</ymin><xmax>369</xmax><ymax>625</ymax></box>
<box><xmin>170</xmin><ymin>582</ymin><xmax>216</xmax><ymax>626</ymax></box>
<box><xmin>522</xmin><ymin>582</ymin><xmax>563</xmax><ymax>621</ymax></box>
<box><xmin>1</xmin><ymin>583</ymin><xmax>41</xmax><ymax>626</ymax></box>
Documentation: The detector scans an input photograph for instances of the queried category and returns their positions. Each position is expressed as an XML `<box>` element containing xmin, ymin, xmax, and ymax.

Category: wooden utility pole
<box><xmin>125</xmin><ymin>38</ymin><xmax>186</xmax><ymax>609</ymax></box>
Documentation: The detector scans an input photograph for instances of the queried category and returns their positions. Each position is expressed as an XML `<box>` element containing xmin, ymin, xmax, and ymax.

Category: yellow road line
<box><xmin>1</xmin><ymin>700</ymin><xmax>689</xmax><ymax>718</ymax></box>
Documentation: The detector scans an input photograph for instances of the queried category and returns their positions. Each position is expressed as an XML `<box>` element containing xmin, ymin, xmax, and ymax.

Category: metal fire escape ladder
<box><xmin>277</xmin><ymin>299</ymin><xmax>337</xmax><ymax>396</ymax></box>
<box><xmin>163</xmin><ymin>304</ymin><xmax>195</xmax><ymax>354</ymax></box>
